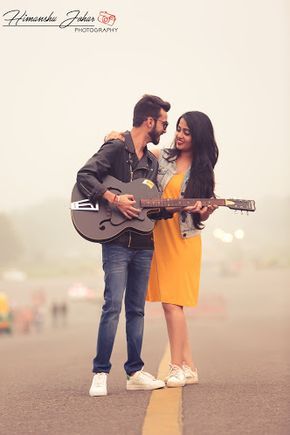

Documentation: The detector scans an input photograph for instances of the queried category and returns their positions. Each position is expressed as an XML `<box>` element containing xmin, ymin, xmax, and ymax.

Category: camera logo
<box><xmin>97</xmin><ymin>11</ymin><xmax>116</xmax><ymax>26</ymax></box>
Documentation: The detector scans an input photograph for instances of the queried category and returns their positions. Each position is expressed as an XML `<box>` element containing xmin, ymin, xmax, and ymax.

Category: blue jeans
<box><xmin>92</xmin><ymin>243</ymin><xmax>153</xmax><ymax>375</ymax></box>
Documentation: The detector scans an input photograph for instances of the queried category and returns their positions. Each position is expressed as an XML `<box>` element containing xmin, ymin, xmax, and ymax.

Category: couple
<box><xmin>76</xmin><ymin>94</ymin><xmax>219</xmax><ymax>396</ymax></box>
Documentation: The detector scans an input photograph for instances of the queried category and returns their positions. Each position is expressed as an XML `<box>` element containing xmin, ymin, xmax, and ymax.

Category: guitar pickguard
<box><xmin>110</xmin><ymin>209</ymin><xmax>145</xmax><ymax>226</ymax></box>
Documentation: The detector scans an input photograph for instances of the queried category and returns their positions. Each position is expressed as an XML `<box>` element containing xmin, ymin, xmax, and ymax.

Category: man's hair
<box><xmin>133</xmin><ymin>94</ymin><xmax>171</xmax><ymax>127</ymax></box>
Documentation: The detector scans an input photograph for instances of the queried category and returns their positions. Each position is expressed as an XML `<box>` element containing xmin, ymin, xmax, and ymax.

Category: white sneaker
<box><xmin>165</xmin><ymin>364</ymin><xmax>186</xmax><ymax>387</ymax></box>
<box><xmin>89</xmin><ymin>373</ymin><xmax>108</xmax><ymax>396</ymax></box>
<box><xmin>182</xmin><ymin>364</ymin><xmax>199</xmax><ymax>385</ymax></box>
<box><xmin>126</xmin><ymin>369</ymin><xmax>165</xmax><ymax>391</ymax></box>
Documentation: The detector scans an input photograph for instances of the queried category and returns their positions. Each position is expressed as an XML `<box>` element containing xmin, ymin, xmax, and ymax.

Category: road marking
<box><xmin>142</xmin><ymin>343</ymin><xmax>182</xmax><ymax>435</ymax></box>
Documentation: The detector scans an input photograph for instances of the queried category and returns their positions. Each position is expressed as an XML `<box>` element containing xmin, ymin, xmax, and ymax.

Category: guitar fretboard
<box><xmin>140</xmin><ymin>198</ymin><xmax>226</xmax><ymax>208</ymax></box>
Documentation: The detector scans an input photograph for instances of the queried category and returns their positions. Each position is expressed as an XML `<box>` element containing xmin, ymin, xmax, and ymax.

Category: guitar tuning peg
<box><xmin>240</xmin><ymin>211</ymin><xmax>243</xmax><ymax>215</ymax></box>
<box><xmin>246</xmin><ymin>211</ymin><xmax>249</xmax><ymax>216</ymax></box>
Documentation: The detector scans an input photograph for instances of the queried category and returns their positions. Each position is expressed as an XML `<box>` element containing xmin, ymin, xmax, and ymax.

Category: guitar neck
<box><xmin>141</xmin><ymin>198</ymin><xmax>227</xmax><ymax>208</ymax></box>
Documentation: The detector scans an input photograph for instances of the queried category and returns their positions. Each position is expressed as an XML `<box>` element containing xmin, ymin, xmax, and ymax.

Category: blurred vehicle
<box><xmin>67</xmin><ymin>282</ymin><xmax>97</xmax><ymax>301</ymax></box>
<box><xmin>0</xmin><ymin>292</ymin><xmax>13</xmax><ymax>334</ymax></box>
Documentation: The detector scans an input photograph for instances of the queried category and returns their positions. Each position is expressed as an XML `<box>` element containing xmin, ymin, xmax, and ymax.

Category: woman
<box><xmin>105</xmin><ymin>110</ymin><xmax>219</xmax><ymax>388</ymax></box>
<box><xmin>146</xmin><ymin>111</ymin><xmax>219</xmax><ymax>387</ymax></box>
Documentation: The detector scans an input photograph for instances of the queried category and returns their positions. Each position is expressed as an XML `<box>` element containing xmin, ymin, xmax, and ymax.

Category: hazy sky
<box><xmin>1</xmin><ymin>0</ymin><xmax>289</xmax><ymax>211</ymax></box>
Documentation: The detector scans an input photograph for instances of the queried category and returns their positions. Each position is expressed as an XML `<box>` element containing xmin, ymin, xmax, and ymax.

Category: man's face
<box><xmin>148</xmin><ymin>108</ymin><xmax>168</xmax><ymax>145</ymax></box>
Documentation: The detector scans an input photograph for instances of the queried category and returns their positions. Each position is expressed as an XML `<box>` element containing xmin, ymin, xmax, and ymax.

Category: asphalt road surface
<box><xmin>1</xmin><ymin>268</ymin><xmax>289</xmax><ymax>435</ymax></box>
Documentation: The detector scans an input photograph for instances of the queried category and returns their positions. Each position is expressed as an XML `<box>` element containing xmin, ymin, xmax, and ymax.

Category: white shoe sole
<box><xmin>166</xmin><ymin>381</ymin><xmax>186</xmax><ymax>388</ymax></box>
<box><xmin>126</xmin><ymin>383</ymin><xmax>165</xmax><ymax>391</ymax></box>
<box><xmin>185</xmin><ymin>378</ymin><xmax>199</xmax><ymax>385</ymax></box>
<box><xmin>89</xmin><ymin>390</ymin><xmax>107</xmax><ymax>397</ymax></box>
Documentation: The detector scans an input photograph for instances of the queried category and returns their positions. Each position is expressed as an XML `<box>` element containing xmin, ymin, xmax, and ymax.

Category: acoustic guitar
<box><xmin>71</xmin><ymin>176</ymin><xmax>256</xmax><ymax>243</ymax></box>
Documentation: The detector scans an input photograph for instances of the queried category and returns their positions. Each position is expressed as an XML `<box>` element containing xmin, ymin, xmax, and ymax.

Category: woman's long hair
<box><xmin>164</xmin><ymin>111</ymin><xmax>219</xmax><ymax>229</ymax></box>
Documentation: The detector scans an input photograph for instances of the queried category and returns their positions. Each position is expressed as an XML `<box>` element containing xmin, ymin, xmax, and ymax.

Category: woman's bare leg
<box><xmin>162</xmin><ymin>302</ymin><xmax>187</xmax><ymax>366</ymax></box>
<box><xmin>182</xmin><ymin>322</ymin><xmax>196</xmax><ymax>369</ymax></box>
<box><xmin>162</xmin><ymin>302</ymin><xmax>197</xmax><ymax>369</ymax></box>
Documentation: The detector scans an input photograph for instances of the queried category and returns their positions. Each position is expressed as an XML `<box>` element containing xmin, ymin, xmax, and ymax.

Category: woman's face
<box><xmin>175</xmin><ymin>117</ymin><xmax>192</xmax><ymax>153</ymax></box>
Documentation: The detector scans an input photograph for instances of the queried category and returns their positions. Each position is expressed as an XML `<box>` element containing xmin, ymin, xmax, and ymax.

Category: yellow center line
<box><xmin>142</xmin><ymin>343</ymin><xmax>182</xmax><ymax>435</ymax></box>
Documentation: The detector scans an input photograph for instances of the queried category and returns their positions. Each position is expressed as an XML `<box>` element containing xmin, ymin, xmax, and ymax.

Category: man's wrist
<box><xmin>103</xmin><ymin>190</ymin><xmax>117</xmax><ymax>203</ymax></box>
<box><xmin>113</xmin><ymin>194</ymin><xmax>120</xmax><ymax>204</ymax></box>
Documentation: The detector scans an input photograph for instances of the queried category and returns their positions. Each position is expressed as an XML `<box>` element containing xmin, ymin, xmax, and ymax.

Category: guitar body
<box><xmin>71</xmin><ymin>176</ymin><xmax>160</xmax><ymax>243</ymax></box>
<box><xmin>71</xmin><ymin>175</ymin><xmax>256</xmax><ymax>243</ymax></box>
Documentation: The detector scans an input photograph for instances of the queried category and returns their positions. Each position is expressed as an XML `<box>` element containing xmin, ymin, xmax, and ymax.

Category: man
<box><xmin>77</xmin><ymin>94</ymin><xmax>171</xmax><ymax>396</ymax></box>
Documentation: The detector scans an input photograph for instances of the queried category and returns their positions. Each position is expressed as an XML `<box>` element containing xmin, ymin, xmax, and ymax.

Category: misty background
<box><xmin>0</xmin><ymin>0</ymin><xmax>289</xmax><ymax>280</ymax></box>
<box><xmin>1</xmin><ymin>5</ymin><xmax>289</xmax><ymax>432</ymax></box>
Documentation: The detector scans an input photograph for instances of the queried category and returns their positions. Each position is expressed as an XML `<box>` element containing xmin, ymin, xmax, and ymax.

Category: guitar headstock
<box><xmin>225</xmin><ymin>199</ymin><xmax>256</xmax><ymax>212</ymax></box>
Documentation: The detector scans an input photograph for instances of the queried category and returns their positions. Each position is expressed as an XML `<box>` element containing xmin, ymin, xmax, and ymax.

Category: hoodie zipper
<box><xmin>127</xmin><ymin>153</ymin><xmax>151</xmax><ymax>248</ymax></box>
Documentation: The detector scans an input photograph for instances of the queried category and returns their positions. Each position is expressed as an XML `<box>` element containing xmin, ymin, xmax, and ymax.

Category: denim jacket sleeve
<box><xmin>76</xmin><ymin>140</ymin><xmax>123</xmax><ymax>204</ymax></box>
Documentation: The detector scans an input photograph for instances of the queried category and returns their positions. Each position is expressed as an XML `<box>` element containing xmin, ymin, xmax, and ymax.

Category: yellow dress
<box><xmin>146</xmin><ymin>172</ymin><xmax>202</xmax><ymax>307</ymax></box>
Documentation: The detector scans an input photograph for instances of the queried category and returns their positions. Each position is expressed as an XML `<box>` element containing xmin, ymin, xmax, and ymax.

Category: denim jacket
<box><xmin>158</xmin><ymin>149</ymin><xmax>200</xmax><ymax>239</ymax></box>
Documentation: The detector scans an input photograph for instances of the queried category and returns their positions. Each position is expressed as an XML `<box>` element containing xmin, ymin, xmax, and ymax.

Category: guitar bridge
<box><xmin>70</xmin><ymin>199</ymin><xmax>99</xmax><ymax>211</ymax></box>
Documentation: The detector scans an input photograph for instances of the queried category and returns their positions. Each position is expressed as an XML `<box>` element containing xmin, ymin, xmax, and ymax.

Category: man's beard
<box><xmin>149</xmin><ymin>126</ymin><xmax>161</xmax><ymax>145</ymax></box>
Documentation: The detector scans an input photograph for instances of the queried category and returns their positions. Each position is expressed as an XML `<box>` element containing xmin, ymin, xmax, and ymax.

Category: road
<box><xmin>0</xmin><ymin>268</ymin><xmax>289</xmax><ymax>435</ymax></box>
